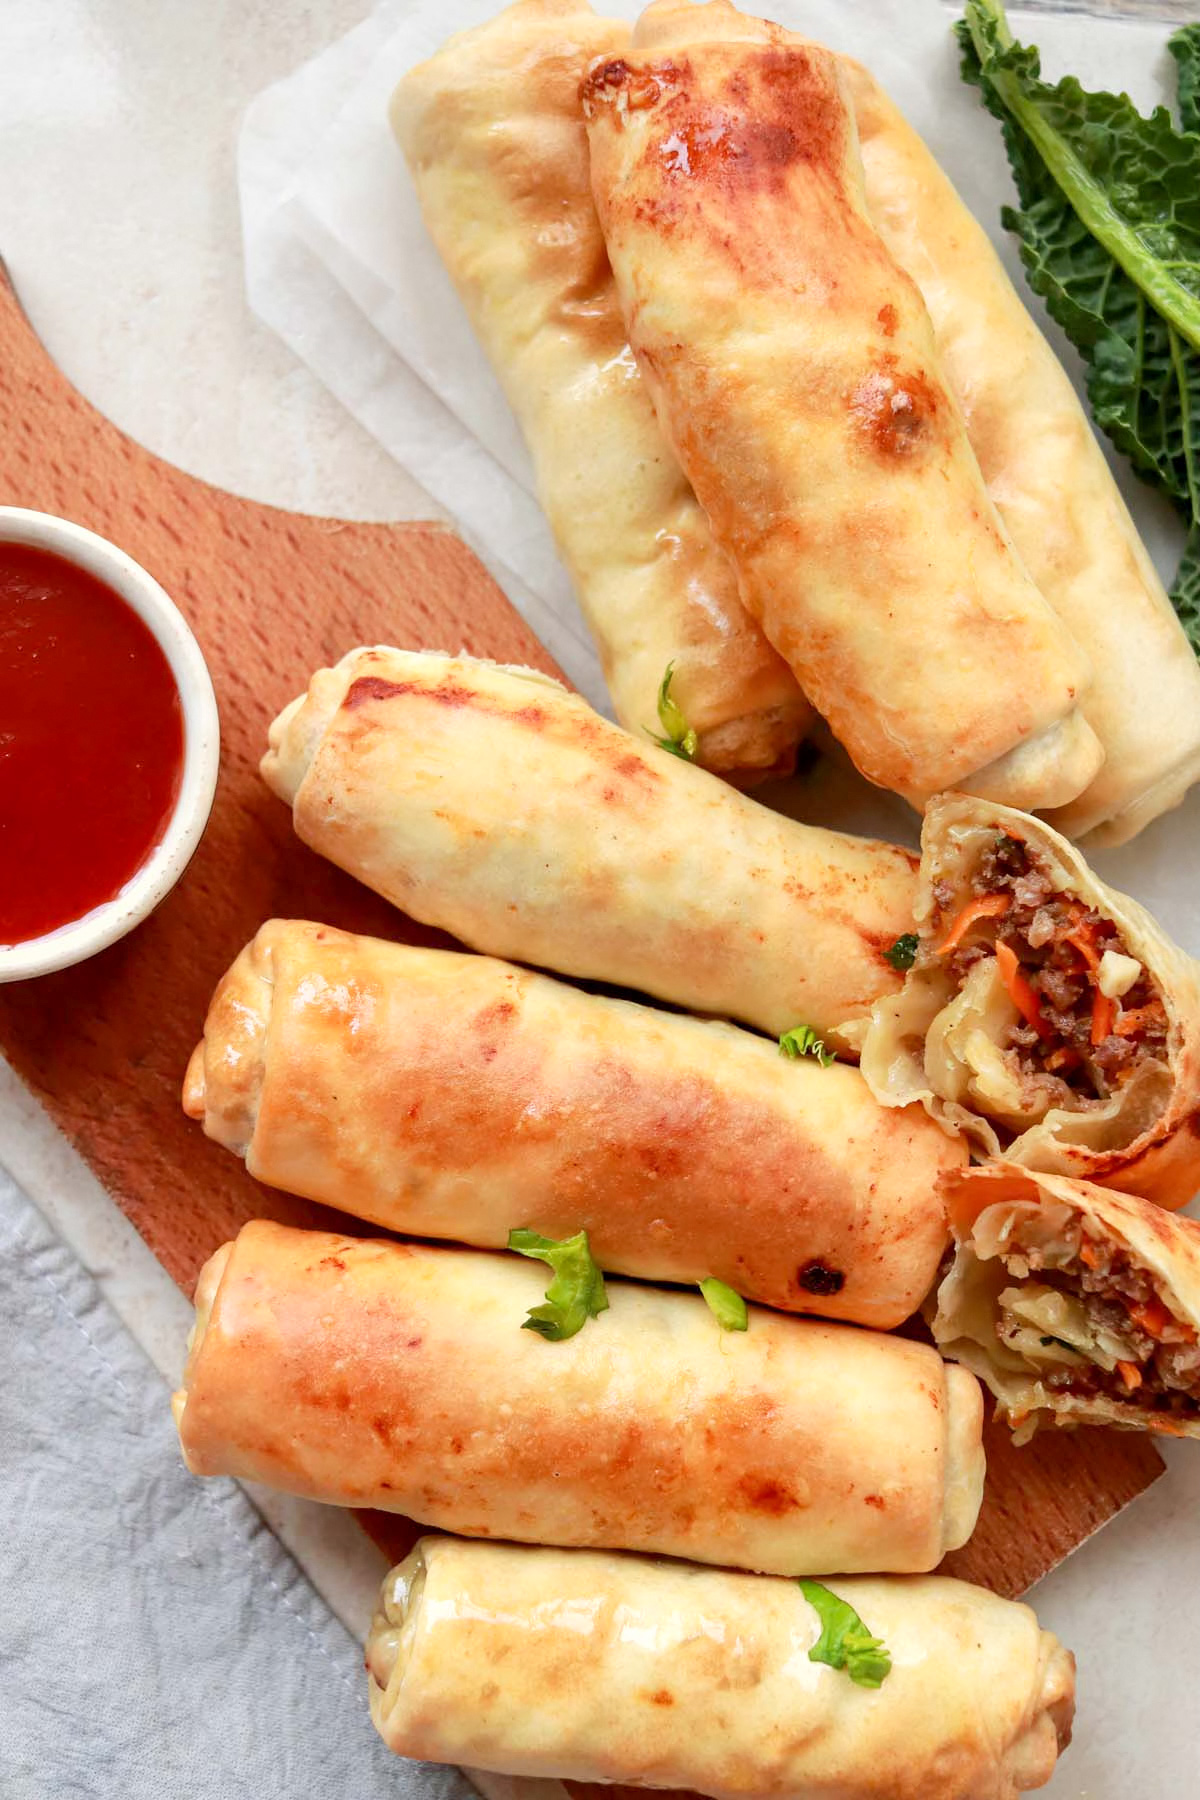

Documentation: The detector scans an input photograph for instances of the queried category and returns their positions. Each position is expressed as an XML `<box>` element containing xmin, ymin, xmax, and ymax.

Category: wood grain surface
<box><xmin>0</xmin><ymin>263</ymin><xmax>561</xmax><ymax>1280</ymax></box>
<box><xmin>0</xmin><ymin>263</ymin><xmax>1163</xmax><ymax>1602</ymax></box>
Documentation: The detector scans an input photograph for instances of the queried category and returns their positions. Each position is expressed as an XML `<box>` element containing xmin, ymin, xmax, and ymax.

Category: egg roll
<box><xmin>846</xmin><ymin>58</ymin><xmax>1200</xmax><ymax>845</ymax></box>
<box><xmin>261</xmin><ymin>647</ymin><xmax>919</xmax><ymax>1045</ymax></box>
<box><xmin>581</xmin><ymin>0</ymin><xmax>1101</xmax><ymax>811</ymax></box>
<box><xmin>933</xmin><ymin>1164</ymin><xmax>1200</xmax><ymax>1442</ymax></box>
<box><xmin>862</xmin><ymin>792</ymin><xmax>1200</xmax><ymax>1209</ymax></box>
<box><xmin>390</xmin><ymin>0</ymin><xmax>808</xmax><ymax>784</ymax></box>
<box><xmin>174</xmin><ymin>1221</ymin><xmax>985</xmax><ymax>1575</ymax></box>
<box><xmin>184</xmin><ymin>921</ymin><xmax>961</xmax><ymax>1327</ymax></box>
<box><xmin>367</xmin><ymin>1537</ymin><xmax>1075</xmax><ymax>1799</ymax></box>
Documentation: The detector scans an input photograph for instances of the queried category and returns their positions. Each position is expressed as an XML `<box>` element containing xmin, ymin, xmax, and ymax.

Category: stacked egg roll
<box><xmin>391</xmin><ymin>0</ymin><xmax>809</xmax><ymax>782</ymax></box>
<box><xmin>846</xmin><ymin>55</ymin><xmax>1200</xmax><ymax>844</ymax></box>
<box><xmin>862</xmin><ymin>793</ymin><xmax>1200</xmax><ymax>1208</ymax></box>
<box><xmin>582</xmin><ymin>0</ymin><xmax>1101</xmax><ymax>812</ymax></box>
<box><xmin>368</xmin><ymin>1538</ymin><xmax>1075</xmax><ymax>1798</ymax></box>
<box><xmin>174</xmin><ymin>1222</ymin><xmax>985</xmax><ymax>1576</ymax></box>
<box><xmin>388</xmin><ymin>0</ymin><xmax>1200</xmax><ymax>835</ymax></box>
<box><xmin>934</xmin><ymin>1164</ymin><xmax>1200</xmax><ymax>1441</ymax></box>
<box><xmin>261</xmin><ymin>648</ymin><xmax>919</xmax><ymax>1044</ymax></box>
<box><xmin>184</xmin><ymin>922</ymin><xmax>962</xmax><ymax>1326</ymax></box>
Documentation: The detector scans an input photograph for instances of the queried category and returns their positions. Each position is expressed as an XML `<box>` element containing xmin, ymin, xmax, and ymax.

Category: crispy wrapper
<box><xmin>261</xmin><ymin>647</ymin><xmax>919</xmax><ymax>1045</ymax></box>
<box><xmin>581</xmin><ymin>0</ymin><xmax>1101</xmax><ymax>810</ymax></box>
<box><xmin>862</xmin><ymin>793</ymin><xmax>1200</xmax><ymax>1208</ymax></box>
<box><xmin>846</xmin><ymin>58</ymin><xmax>1200</xmax><ymax>846</ymax></box>
<box><xmin>390</xmin><ymin>0</ymin><xmax>808</xmax><ymax>782</ymax></box>
<box><xmin>184</xmin><ymin>922</ymin><xmax>961</xmax><ymax>1328</ymax></box>
<box><xmin>933</xmin><ymin>1164</ymin><xmax>1200</xmax><ymax>1441</ymax></box>
<box><xmin>174</xmin><ymin>1222</ymin><xmax>985</xmax><ymax>1576</ymax></box>
<box><xmin>367</xmin><ymin>1538</ymin><xmax>1075</xmax><ymax>1800</ymax></box>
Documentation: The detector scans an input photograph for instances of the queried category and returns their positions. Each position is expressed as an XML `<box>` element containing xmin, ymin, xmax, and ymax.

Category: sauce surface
<box><xmin>0</xmin><ymin>542</ymin><xmax>185</xmax><ymax>946</ymax></box>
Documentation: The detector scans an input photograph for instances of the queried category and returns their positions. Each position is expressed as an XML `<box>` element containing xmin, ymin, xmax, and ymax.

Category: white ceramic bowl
<box><xmin>0</xmin><ymin>507</ymin><xmax>220</xmax><ymax>982</ymax></box>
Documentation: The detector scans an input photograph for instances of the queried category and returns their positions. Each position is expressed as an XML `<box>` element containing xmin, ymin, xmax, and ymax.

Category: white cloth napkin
<box><xmin>0</xmin><ymin>1163</ymin><xmax>478</xmax><ymax>1800</ymax></box>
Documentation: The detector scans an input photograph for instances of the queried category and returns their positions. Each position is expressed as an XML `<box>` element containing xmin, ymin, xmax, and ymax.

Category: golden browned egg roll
<box><xmin>933</xmin><ymin>1164</ymin><xmax>1200</xmax><ymax>1442</ymax></box>
<box><xmin>581</xmin><ymin>0</ymin><xmax>1101</xmax><ymax>812</ymax></box>
<box><xmin>184</xmin><ymin>921</ymin><xmax>961</xmax><ymax>1327</ymax></box>
<box><xmin>846</xmin><ymin>59</ymin><xmax>1200</xmax><ymax>845</ymax></box>
<box><xmin>261</xmin><ymin>647</ymin><xmax>920</xmax><ymax>1045</ymax></box>
<box><xmin>367</xmin><ymin>1538</ymin><xmax>1075</xmax><ymax>1799</ymax></box>
<box><xmin>862</xmin><ymin>793</ymin><xmax>1200</xmax><ymax>1209</ymax></box>
<box><xmin>390</xmin><ymin>0</ymin><xmax>808</xmax><ymax>783</ymax></box>
<box><xmin>174</xmin><ymin>1222</ymin><xmax>985</xmax><ymax>1575</ymax></box>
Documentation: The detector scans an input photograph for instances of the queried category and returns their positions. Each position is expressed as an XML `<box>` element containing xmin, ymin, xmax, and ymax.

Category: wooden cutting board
<box><xmin>0</xmin><ymin>263</ymin><xmax>1163</xmax><ymax>1601</ymax></box>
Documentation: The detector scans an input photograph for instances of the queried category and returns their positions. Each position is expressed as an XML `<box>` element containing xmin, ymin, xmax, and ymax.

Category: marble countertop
<box><xmin>1</xmin><ymin>3</ymin><xmax>1196</xmax><ymax>1795</ymax></box>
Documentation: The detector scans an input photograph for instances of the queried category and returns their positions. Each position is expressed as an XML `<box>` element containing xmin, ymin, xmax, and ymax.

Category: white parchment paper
<box><xmin>237</xmin><ymin>0</ymin><xmax>1200</xmax><ymax>934</ymax></box>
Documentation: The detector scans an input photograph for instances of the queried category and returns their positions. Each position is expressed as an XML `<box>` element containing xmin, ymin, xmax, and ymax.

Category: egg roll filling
<box><xmin>921</xmin><ymin>830</ymin><xmax>1169</xmax><ymax>1123</ymax></box>
<box><xmin>941</xmin><ymin>1198</ymin><xmax>1200</xmax><ymax>1432</ymax></box>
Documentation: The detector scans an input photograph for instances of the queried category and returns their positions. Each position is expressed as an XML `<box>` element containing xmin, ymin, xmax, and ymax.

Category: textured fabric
<box><xmin>0</xmin><ymin>1164</ymin><xmax>477</xmax><ymax>1800</ymax></box>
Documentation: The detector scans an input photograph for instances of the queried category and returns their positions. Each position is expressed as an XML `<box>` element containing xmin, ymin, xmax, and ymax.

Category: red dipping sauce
<box><xmin>0</xmin><ymin>542</ymin><xmax>185</xmax><ymax>947</ymax></box>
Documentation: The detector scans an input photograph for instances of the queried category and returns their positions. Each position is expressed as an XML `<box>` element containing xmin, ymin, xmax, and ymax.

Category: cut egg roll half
<box><xmin>582</xmin><ymin>0</ymin><xmax>1101</xmax><ymax>811</ymax></box>
<box><xmin>261</xmin><ymin>647</ymin><xmax>919</xmax><ymax>1046</ymax></box>
<box><xmin>174</xmin><ymin>1222</ymin><xmax>985</xmax><ymax>1576</ymax></box>
<box><xmin>933</xmin><ymin>1164</ymin><xmax>1200</xmax><ymax>1441</ymax></box>
<box><xmin>184</xmin><ymin>922</ymin><xmax>961</xmax><ymax>1328</ymax></box>
<box><xmin>390</xmin><ymin>0</ymin><xmax>809</xmax><ymax>782</ymax></box>
<box><xmin>367</xmin><ymin>1538</ymin><xmax>1075</xmax><ymax>1800</ymax></box>
<box><xmin>862</xmin><ymin>793</ymin><xmax>1200</xmax><ymax>1209</ymax></box>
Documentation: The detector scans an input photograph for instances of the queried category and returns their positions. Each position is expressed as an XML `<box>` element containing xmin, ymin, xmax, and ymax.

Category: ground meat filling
<box><xmin>926</xmin><ymin>833</ymin><xmax>1169</xmax><ymax>1105</ymax></box>
<box><xmin>1000</xmin><ymin>1232</ymin><xmax>1200</xmax><ymax>1422</ymax></box>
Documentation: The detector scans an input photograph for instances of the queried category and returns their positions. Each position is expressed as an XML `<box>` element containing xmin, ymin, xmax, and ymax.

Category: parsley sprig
<box><xmin>884</xmin><ymin>933</ymin><xmax>920</xmax><ymax>972</ymax></box>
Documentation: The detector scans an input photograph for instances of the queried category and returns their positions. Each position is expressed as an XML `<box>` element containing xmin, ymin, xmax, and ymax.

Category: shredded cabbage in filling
<box><xmin>989</xmin><ymin>1216</ymin><xmax>1200</xmax><ymax>1422</ymax></box>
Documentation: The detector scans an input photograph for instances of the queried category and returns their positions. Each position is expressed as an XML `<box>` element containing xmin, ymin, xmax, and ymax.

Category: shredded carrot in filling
<box><xmin>994</xmin><ymin>940</ymin><xmax>1054</xmax><ymax>1040</ymax></box>
<box><xmin>1115</xmin><ymin>1002</ymin><xmax>1167</xmax><ymax>1039</ymax></box>
<box><xmin>1090</xmin><ymin>989</ymin><xmax>1116</xmax><ymax>1046</ymax></box>
<box><xmin>1129</xmin><ymin>1296</ymin><xmax>1172</xmax><ymax>1340</ymax></box>
<box><xmin>1064</xmin><ymin>913</ymin><xmax>1103</xmax><ymax>972</ymax></box>
<box><xmin>962</xmin><ymin>846</ymin><xmax>1168</xmax><ymax>1093</ymax></box>
<box><xmin>1124</xmin><ymin>1298</ymin><xmax>1197</xmax><ymax>1346</ymax></box>
<box><xmin>935</xmin><ymin>891</ymin><xmax>1010</xmax><ymax>955</ymax></box>
<box><xmin>1116</xmin><ymin>1361</ymin><xmax>1143</xmax><ymax>1392</ymax></box>
<box><xmin>929</xmin><ymin>837</ymin><xmax>1171</xmax><ymax>1105</ymax></box>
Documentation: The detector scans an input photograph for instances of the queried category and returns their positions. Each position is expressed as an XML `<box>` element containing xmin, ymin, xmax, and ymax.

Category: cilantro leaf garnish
<box><xmin>508</xmin><ymin>1228</ymin><xmax>609</xmax><ymax>1341</ymax></box>
<box><xmin>699</xmin><ymin>1278</ymin><xmax>749</xmax><ymax>1331</ymax></box>
<box><xmin>799</xmin><ymin>1581</ymin><xmax>892</xmax><ymax>1689</ymax></box>
<box><xmin>779</xmin><ymin>1024</ymin><xmax>836</xmax><ymax>1067</ymax></box>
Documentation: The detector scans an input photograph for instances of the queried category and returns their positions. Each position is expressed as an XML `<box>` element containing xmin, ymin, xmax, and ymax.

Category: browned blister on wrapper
<box><xmin>262</xmin><ymin>647</ymin><xmax>919</xmax><ymax>1047</ymax></box>
<box><xmin>185</xmin><ymin>920</ymin><xmax>961</xmax><ymax>1327</ymax></box>
<box><xmin>581</xmin><ymin>0</ymin><xmax>1101</xmax><ymax>811</ymax></box>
